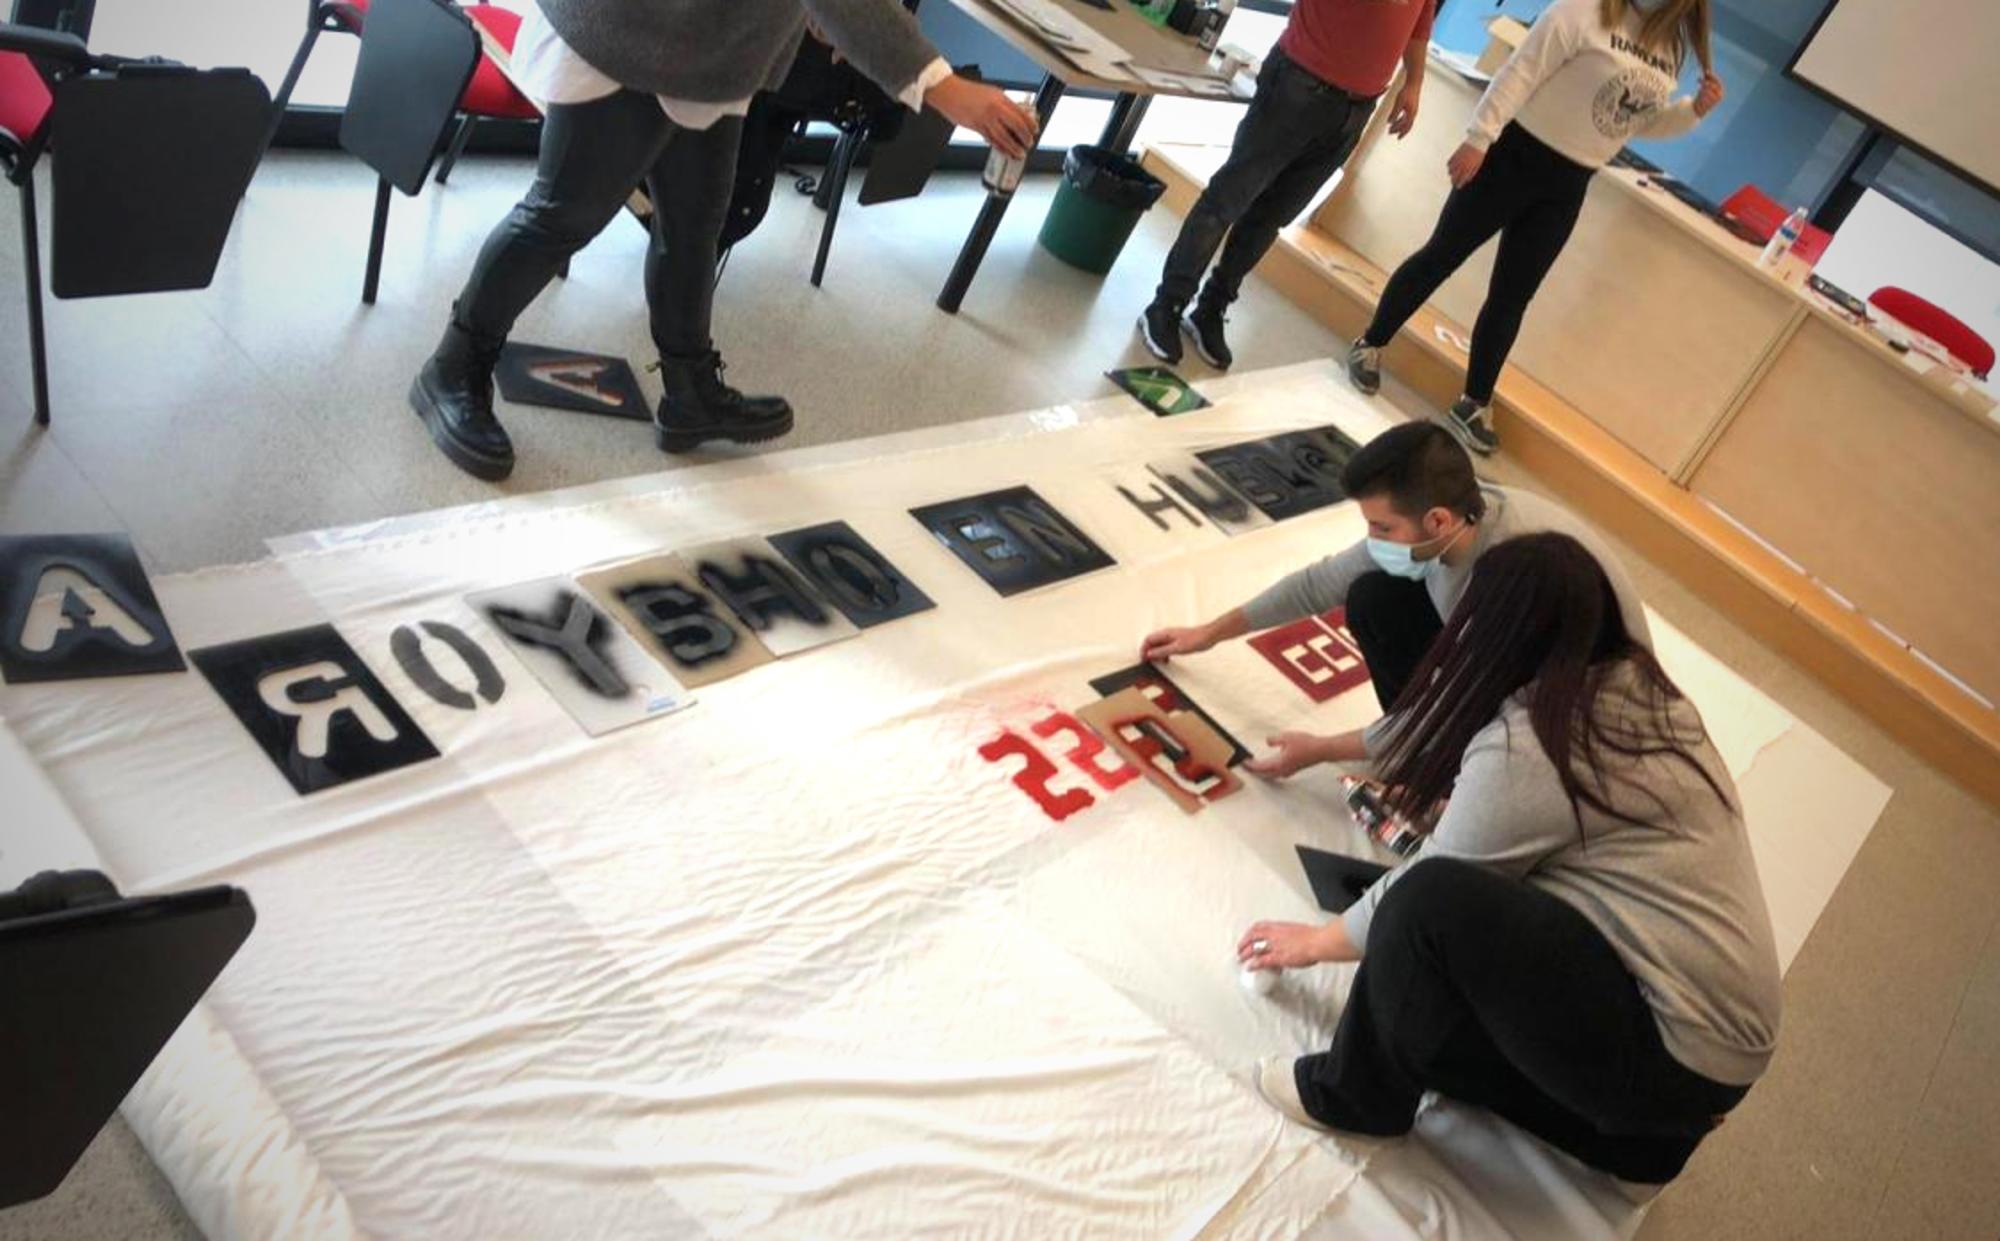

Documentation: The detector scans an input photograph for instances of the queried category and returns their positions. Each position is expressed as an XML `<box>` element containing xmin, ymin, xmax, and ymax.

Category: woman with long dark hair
<box><xmin>1237</xmin><ymin>533</ymin><xmax>1780</xmax><ymax>1189</ymax></box>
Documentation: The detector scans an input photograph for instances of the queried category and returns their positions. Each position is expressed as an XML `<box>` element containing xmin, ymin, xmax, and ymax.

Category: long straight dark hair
<box><xmin>1375</xmin><ymin>533</ymin><xmax>1731</xmax><ymax>836</ymax></box>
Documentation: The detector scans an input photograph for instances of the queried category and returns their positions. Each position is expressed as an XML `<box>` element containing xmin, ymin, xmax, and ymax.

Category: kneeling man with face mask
<box><xmin>1139</xmin><ymin>422</ymin><xmax>1648</xmax><ymax>778</ymax></box>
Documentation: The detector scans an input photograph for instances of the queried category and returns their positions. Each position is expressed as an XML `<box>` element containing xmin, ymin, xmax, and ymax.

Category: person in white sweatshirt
<box><xmin>1343</xmin><ymin>0</ymin><xmax>1725</xmax><ymax>456</ymax></box>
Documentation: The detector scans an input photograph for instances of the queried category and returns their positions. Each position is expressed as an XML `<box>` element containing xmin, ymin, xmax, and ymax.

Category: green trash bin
<box><xmin>1037</xmin><ymin>145</ymin><xmax>1167</xmax><ymax>275</ymax></box>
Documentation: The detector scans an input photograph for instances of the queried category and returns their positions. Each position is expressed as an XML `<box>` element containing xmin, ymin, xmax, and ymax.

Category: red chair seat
<box><xmin>327</xmin><ymin>0</ymin><xmax>536</xmax><ymax>122</ymax></box>
<box><xmin>1868</xmin><ymin>286</ymin><xmax>1995</xmax><ymax>377</ymax></box>
<box><xmin>0</xmin><ymin>50</ymin><xmax>55</xmax><ymax>154</ymax></box>
<box><xmin>461</xmin><ymin>5</ymin><xmax>538</xmax><ymax>120</ymax></box>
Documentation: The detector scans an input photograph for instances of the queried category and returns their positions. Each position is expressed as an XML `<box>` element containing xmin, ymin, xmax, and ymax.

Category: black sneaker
<box><xmin>1137</xmin><ymin>298</ymin><xmax>1184</xmax><ymax>364</ymax></box>
<box><xmin>1345</xmin><ymin>340</ymin><xmax>1381</xmax><ymax>396</ymax></box>
<box><xmin>1438</xmin><ymin>397</ymin><xmax>1499</xmax><ymax>456</ymax></box>
<box><xmin>1183</xmin><ymin>300</ymin><xmax>1233</xmax><ymax>369</ymax></box>
<box><xmin>653</xmin><ymin>350</ymin><xmax>794</xmax><ymax>454</ymax></box>
<box><xmin>409</xmin><ymin>317</ymin><xmax>514</xmax><ymax>481</ymax></box>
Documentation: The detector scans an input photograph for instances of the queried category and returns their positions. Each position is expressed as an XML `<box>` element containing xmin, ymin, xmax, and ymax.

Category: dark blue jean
<box><xmin>1156</xmin><ymin>45</ymin><xmax>1375</xmax><ymax>309</ymax></box>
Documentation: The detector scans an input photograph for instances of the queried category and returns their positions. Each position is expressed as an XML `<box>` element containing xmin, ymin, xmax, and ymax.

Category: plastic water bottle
<box><xmin>1758</xmin><ymin>205</ymin><xmax>1808</xmax><ymax>271</ymax></box>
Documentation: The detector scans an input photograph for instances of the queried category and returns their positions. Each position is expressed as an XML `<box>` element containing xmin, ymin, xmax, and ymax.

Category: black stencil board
<box><xmin>1088</xmin><ymin>662</ymin><xmax>1251</xmax><ymax>767</ymax></box>
<box><xmin>0</xmin><ymin>534</ymin><xmax>184</xmax><ymax>683</ymax></box>
<box><xmin>1196</xmin><ymin>432</ymin><xmax>1347</xmax><ymax>522</ymax></box>
<box><xmin>767</xmin><ymin>521</ymin><xmax>936</xmax><ymax>628</ymax></box>
<box><xmin>190</xmin><ymin>624</ymin><xmax>438</xmax><ymax>795</ymax></box>
<box><xmin>1295</xmin><ymin>845</ymin><xmax>1390</xmax><ymax>914</ymax></box>
<box><xmin>494</xmin><ymin>344</ymin><xmax>649</xmax><ymax>420</ymax></box>
<box><xmin>910</xmin><ymin>486</ymin><xmax>1116</xmax><ymax>597</ymax></box>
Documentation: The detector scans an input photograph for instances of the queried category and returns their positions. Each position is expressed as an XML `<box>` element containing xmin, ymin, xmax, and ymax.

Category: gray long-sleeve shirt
<box><xmin>536</xmin><ymin>0</ymin><xmax>939</xmax><ymax>103</ymax></box>
<box><xmin>1343</xmin><ymin>665</ymin><xmax>1783</xmax><ymax>1086</ymax></box>
<box><xmin>1242</xmin><ymin>485</ymin><xmax>1652</xmax><ymax>650</ymax></box>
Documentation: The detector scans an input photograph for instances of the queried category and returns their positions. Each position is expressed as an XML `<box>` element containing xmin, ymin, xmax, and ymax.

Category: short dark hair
<box><xmin>1340</xmin><ymin>423</ymin><xmax>1485</xmax><ymax>521</ymax></box>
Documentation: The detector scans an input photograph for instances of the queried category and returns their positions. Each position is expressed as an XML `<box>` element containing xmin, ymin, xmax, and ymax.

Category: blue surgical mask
<box><xmin>1366</xmin><ymin>521</ymin><xmax>1469</xmax><ymax>581</ymax></box>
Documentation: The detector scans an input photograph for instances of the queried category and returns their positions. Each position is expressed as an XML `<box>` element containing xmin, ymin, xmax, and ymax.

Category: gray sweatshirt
<box><xmin>1344</xmin><ymin>664</ymin><xmax>1783</xmax><ymax>1086</ymax></box>
<box><xmin>534</xmin><ymin>0</ymin><xmax>939</xmax><ymax>103</ymax></box>
<box><xmin>1242</xmin><ymin>484</ymin><xmax>1652</xmax><ymax>650</ymax></box>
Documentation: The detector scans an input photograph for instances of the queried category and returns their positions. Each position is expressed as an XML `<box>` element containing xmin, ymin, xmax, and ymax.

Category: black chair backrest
<box><xmin>9</xmin><ymin>0</ymin><xmax>92</xmax><ymax>40</ymax></box>
<box><xmin>338</xmin><ymin>0</ymin><xmax>477</xmax><ymax>195</ymax></box>
<box><xmin>48</xmin><ymin>65</ymin><xmax>272</xmax><ymax>297</ymax></box>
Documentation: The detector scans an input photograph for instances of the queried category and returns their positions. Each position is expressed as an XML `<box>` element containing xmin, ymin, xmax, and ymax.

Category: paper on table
<box><xmin>1128</xmin><ymin>65</ymin><xmax>1233</xmax><ymax>96</ymax></box>
<box><xmin>991</xmin><ymin>0</ymin><xmax>1129</xmax><ymax>64</ymax></box>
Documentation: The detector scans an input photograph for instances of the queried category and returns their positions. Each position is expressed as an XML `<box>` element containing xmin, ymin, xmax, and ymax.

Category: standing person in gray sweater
<box><xmin>410</xmin><ymin>0</ymin><xmax>1038</xmax><ymax>481</ymax></box>
<box><xmin>1238</xmin><ymin>533</ymin><xmax>1782</xmax><ymax>1188</ymax></box>
<box><xmin>1141</xmin><ymin>422</ymin><xmax>1645</xmax><ymax>774</ymax></box>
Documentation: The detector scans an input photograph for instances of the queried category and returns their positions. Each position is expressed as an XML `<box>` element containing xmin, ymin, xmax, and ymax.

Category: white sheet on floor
<box><xmin>0</xmin><ymin>363</ymin><xmax>1889</xmax><ymax>1240</ymax></box>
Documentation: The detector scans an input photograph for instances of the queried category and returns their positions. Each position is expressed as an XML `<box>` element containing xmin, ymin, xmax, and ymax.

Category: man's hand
<box><xmin>1446</xmin><ymin>141</ymin><xmax>1485</xmax><ymax>189</ymax></box>
<box><xmin>926</xmin><ymin>74</ymin><xmax>1038</xmax><ymax>159</ymax></box>
<box><xmin>1692</xmin><ymin>72</ymin><xmax>1725</xmax><ymax>118</ymax></box>
<box><xmin>1388</xmin><ymin>82</ymin><xmax>1421</xmax><ymax>138</ymax></box>
<box><xmin>1238</xmin><ymin>920</ymin><xmax>1338</xmax><ymax>970</ymax></box>
<box><xmin>1139</xmin><ymin>624</ymin><xmax>1214</xmax><ymax>665</ymax></box>
<box><xmin>1244</xmin><ymin>731</ymin><xmax>1327</xmax><ymax>780</ymax></box>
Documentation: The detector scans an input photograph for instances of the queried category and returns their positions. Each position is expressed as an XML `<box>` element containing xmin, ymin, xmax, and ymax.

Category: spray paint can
<box><xmin>982</xmin><ymin>145</ymin><xmax>1027</xmax><ymax>196</ymax></box>
<box><xmin>1341</xmin><ymin>776</ymin><xmax>1424</xmax><ymax>856</ymax></box>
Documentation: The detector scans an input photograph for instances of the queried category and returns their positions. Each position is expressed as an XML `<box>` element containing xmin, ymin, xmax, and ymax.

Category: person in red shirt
<box><xmin>1140</xmin><ymin>0</ymin><xmax>1436</xmax><ymax>370</ymax></box>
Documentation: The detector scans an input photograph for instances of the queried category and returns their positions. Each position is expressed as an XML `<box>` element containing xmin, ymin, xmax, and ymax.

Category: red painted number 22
<box><xmin>979</xmin><ymin>711</ymin><xmax>1138</xmax><ymax>822</ymax></box>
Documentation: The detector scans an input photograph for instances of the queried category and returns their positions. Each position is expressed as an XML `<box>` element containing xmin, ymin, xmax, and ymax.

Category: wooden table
<box><xmin>932</xmin><ymin>0</ymin><xmax>1242</xmax><ymax>313</ymax></box>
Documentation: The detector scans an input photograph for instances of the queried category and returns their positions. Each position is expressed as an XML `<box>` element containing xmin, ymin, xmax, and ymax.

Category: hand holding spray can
<box><xmin>1341</xmin><ymin>777</ymin><xmax>1424</xmax><ymax>857</ymax></box>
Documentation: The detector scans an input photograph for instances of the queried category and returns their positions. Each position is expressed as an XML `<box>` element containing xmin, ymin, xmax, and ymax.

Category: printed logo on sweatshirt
<box><xmin>1591</xmin><ymin>67</ymin><xmax>1670</xmax><ymax>139</ymax></box>
<box><xmin>1609</xmin><ymin>33</ymin><xmax>1679</xmax><ymax>75</ymax></box>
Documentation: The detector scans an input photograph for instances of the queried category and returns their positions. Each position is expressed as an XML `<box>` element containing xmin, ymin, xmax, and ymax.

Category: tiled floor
<box><xmin>2</xmin><ymin>150</ymin><xmax>1997</xmax><ymax>1241</ymax></box>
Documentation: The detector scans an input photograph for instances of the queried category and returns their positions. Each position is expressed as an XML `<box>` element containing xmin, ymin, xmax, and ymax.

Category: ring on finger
<box><xmin>1252</xmin><ymin>939</ymin><xmax>1269</xmax><ymax>953</ymax></box>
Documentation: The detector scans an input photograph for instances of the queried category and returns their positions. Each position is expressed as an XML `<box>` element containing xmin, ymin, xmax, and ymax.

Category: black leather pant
<box><xmin>455</xmin><ymin>90</ymin><xmax>742</xmax><ymax>359</ymax></box>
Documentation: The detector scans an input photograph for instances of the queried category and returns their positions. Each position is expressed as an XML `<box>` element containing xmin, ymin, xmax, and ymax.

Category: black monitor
<box><xmin>0</xmin><ymin>876</ymin><xmax>254</xmax><ymax>1208</ymax></box>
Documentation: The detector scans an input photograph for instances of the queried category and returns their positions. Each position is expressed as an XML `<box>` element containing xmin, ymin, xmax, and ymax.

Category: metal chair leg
<box><xmin>262</xmin><ymin>17</ymin><xmax>327</xmax><ymax>156</ymax></box>
<box><xmin>810</xmin><ymin>127</ymin><xmax>865</xmax><ymax>289</ymax></box>
<box><xmin>362</xmin><ymin>175</ymin><xmax>391</xmax><ymax>305</ymax></box>
<box><xmin>20</xmin><ymin>178</ymin><xmax>50</xmax><ymax>426</ymax></box>
<box><xmin>434</xmin><ymin>114</ymin><xmax>475</xmax><ymax>185</ymax></box>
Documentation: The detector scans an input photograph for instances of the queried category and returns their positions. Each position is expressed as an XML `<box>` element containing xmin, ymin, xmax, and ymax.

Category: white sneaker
<box><xmin>1254</xmin><ymin>1056</ymin><xmax>1335</xmax><ymax>1132</ymax></box>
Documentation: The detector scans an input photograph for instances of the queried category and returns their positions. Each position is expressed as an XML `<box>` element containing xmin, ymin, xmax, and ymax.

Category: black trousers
<box><xmin>456</xmin><ymin>90</ymin><xmax>742</xmax><ymax>359</ymax></box>
<box><xmin>1345</xmin><ymin>571</ymin><xmax>1442</xmax><ymax>712</ymax></box>
<box><xmin>1296</xmin><ymin>858</ymin><xmax>1749</xmax><ymax>1184</ymax></box>
<box><xmin>1156</xmin><ymin>46</ymin><xmax>1374</xmax><ymax>309</ymax></box>
<box><xmin>1361</xmin><ymin>123</ymin><xmax>1594</xmax><ymax>403</ymax></box>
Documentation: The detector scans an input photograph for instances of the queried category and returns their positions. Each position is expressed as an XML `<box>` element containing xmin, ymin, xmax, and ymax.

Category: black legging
<box><xmin>1361</xmin><ymin>123</ymin><xmax>1595</xmax><ymax>404</ymax></box>
<box><xmin>1295</xmin><ymin>857</ymin><xmax>1749</xmax><ymax>1184</ymax></box>
<box><xmin>456</xmin><ymin>90</ymin><xmax>741</xmax><ymax>359</ymax></box>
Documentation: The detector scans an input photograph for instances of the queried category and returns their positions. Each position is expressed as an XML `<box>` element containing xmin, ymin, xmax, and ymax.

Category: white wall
<box><xmin>1815</xmin><ymin>190</ymin><xmax>2000</xmax><ymax>388</ymax></box>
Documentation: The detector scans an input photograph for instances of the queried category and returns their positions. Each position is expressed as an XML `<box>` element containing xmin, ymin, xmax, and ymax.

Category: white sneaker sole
<box><xmin>1433</xmin><ymin>409</ymin><xmax>1499</xmax><ymax>457</ymax></box>
<box><xmin>1137</xmin><ymin>313</ymin><xmax>1181</xmax><ymax>364</ymax></box>
<box><xmin>1182</xmin><ymin>316</ymin><xmax>1232</xmax><ymax>370</ymax></box>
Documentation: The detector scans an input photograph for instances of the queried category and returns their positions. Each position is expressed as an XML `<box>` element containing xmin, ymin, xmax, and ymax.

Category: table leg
<box><xmin>1096</xmin><ymin>92</ymin><xmax>1151</xmax><ymax>155</ymax></box>
<box><xmin>935</xmin><ymin>73</ymin><xmax>1066</xmax><ymax>315</ymax></box>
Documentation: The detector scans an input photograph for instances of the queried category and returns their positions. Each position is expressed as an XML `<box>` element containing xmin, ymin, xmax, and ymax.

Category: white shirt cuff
<box><xmin>902</xmin><ymin>57</ymin><xmax>953</xmax><ymax>113</ymax></box>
